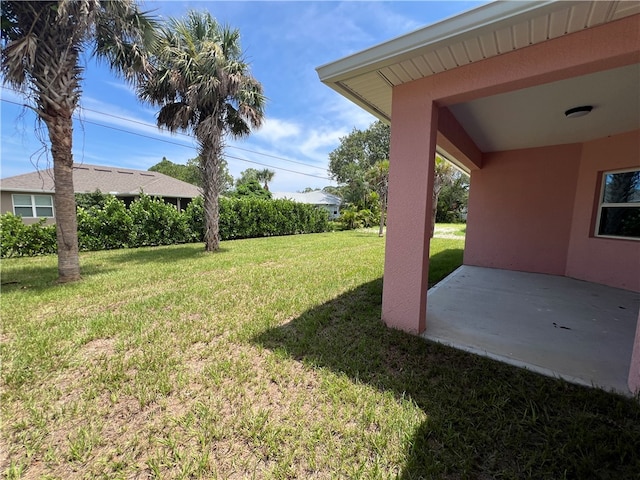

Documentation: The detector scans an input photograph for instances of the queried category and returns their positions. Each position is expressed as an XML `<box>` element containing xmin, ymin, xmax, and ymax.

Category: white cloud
<box><xmin>298</xmin><ymin>127</ymin><xmax>348</xmax><ymax>162</ymax></box>
<box><xmin>253</xmin><ymin>118</ymin><xmax>301</xmax><ymax>141</ymax></box>
<box><xmin>326</xmin><ymin>96</ymin><xmax>379</xmax><ymax>130</ymax></box>
<box><xmin>104</xmin><ymin>80</ymin><xmax>139</xmax><ymax>95</ymax></box>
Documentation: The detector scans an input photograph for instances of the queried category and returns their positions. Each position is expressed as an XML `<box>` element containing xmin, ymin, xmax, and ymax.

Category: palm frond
<box><xmin>157</xmin><ymin>102</ymin><xmax>194</xmax><ymax>132</ymax></box>
<box><xmin>224</xmin><ymin>104</ymin><xmax>251</xmax><ymax>139</ymax></box>
<box><xmin>93</xmin><ymin>0</ymin><xmax>158</xmax><ymax>82</ymax></box>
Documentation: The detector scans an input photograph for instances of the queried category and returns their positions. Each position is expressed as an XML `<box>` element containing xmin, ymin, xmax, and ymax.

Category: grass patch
<box><xmin>2</xmin><ymin>225</ymin><xmax>639</xmax><ymax>479</ymax></box>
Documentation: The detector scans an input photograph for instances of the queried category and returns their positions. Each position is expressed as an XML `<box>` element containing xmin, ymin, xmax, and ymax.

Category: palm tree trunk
<box><xmin>378</xmin><ymin>193</ymin><xmax>386</xmax><ymax>237</ymax></box>
<box><xmin>201</xmin><ymin>139</ymin><xmax>222</xmax><ymax>252</ymax></box>
<box><xmin>47</xmin><ymin>113</ymin><xmax>81</xmax><ymax>282</ymax></box>
<box><xmin>431</xmin><ymin>187</ymin><xmax>442</xmax><ymax>239</ymax></box>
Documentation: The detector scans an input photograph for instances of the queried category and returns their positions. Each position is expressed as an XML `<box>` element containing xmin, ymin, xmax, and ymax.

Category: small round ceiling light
<box><xmin>564</xmin><ymin>105</ymin><xmax>593</xmax><ymax>118</ymax></box>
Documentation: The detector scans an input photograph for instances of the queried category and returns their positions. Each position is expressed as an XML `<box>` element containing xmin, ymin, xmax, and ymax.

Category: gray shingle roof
<box><xmin>0</xmin><ymin>163</ymin><xmax>202</xmax><ymax>198</ymax></box>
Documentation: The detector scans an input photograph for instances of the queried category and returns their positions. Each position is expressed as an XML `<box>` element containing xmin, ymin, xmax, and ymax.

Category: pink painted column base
<box><xmin>629</xmin><ymin>311</ymin><xmax>640</xmax><ymax>395</ymax></box>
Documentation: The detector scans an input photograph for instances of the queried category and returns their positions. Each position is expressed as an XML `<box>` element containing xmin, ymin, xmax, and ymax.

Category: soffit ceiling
<box><xmin>448</xmin><ymin>63</ymin><xmax>640</xmax><ymax>152</ymax></box>
<box><xmin>317</xmin><ymin>1</ymin><xmax>640</xmax><ymax>153</ymax></box>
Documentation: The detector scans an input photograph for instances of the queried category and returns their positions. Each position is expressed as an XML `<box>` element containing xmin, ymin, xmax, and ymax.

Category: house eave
<box><xmin>316</xmin><ymin>0</ymin><xmax>640</xmax><ymax>135</ymax></box>
<box><xmin>316</xmin><ymin>0</ymin><xmax>560</xmax><ymax>84</ymax></box>
<box><xmin>1</xmin><ymin>187</ymin><xmax>56</xmax><ymax>194</ymax></box>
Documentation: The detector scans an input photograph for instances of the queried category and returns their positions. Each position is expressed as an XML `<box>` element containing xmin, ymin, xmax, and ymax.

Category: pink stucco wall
<box><xmin>464</xmin><ymin>144</ymin><xmax>582</xmax><ymax>276</ymax></box>
<box><xmin>465</xmin><ymin>130</ymin><xmax>640</xmax><ymax>291</ymax></box>
<box><xmin>566</xmin><ymin>130</ymin><xmax>640</xmax><ymax>292</ymax></box>
<box><xmin>630</xmin><ymin>310</ymin><xmax>640</xmax><ymax>395</ymax></box>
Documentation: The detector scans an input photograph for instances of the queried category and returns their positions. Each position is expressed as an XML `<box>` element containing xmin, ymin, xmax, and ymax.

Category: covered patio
<box><xmin>318</xmin><ymin>0</ymin><xmax>640</xmax><ymax>395</ymax></box>
<box><xmin>425</xmin><ymin>266</ymin><xmax>640</xmax><ymax>396</ymax></box>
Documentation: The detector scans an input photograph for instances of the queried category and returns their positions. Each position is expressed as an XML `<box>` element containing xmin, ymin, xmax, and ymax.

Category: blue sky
<box><xmin>1</xmin><ymin>0</ymin><xmax>485</xmax><ymax>192</ymax></box>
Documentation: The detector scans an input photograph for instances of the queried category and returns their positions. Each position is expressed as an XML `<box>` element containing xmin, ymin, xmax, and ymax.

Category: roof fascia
<box><xmin>317</xmin><ymin>0</ymin><xmax>566</xmax><ymax>83</ymax></box>
<box><xmin>0</xmin><ymin>187</ymin><xmax>55</xmax><ymax>194</ymax></box>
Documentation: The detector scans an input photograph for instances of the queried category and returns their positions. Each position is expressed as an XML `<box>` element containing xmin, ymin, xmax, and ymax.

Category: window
<box><xmin>595</xmin><ymin>169</ymin><xmax>640</xmax><ymax>240</ymax></box>
<box><xmin>12</xmin><ymin>194</ymin><xmax>54</xmax><ymax>218</ymax></box>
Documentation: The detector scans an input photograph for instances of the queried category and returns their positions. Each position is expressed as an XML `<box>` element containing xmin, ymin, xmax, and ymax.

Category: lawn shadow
<box><xmin>2</xmin><ymin>243</ymin><xmax>227</xmax><ymax>291</ymax></box>
<box><xmin>253</xmin><ymin>278</ymin><xmax>640</xmax><ymax>478</ymax></box>
<box><xmin>108</xmin><ymin>243</ymin><xmax>230</xmax><ymax>265</ymax></box>
<box><xmin>0</xmin><ymin>258</ymin><xmax>117</xmax><ymax>292</ymax></box>
<box><xmin>428</xmin><ymin>248</ymin><xmax>464</xmax><ymax>287</ymax></box>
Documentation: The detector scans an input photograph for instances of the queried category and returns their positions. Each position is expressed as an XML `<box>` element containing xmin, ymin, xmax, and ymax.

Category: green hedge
<box><xmin>184</xmin><ymin>196</ymin><xmax>328</xmax><ymax>242</ymax></box>
<box><xmin>77</xmin><ymin>196</ymin><xmax>134</xmax><ymax>250</ymax></box>
<box><xmin>0</xmin><ymin>214</ymin><xmax>57</xmax><ymax>258</ymax></box>
<box><xmin>129</xmin><ymin>195</ymin><xmax>189</xmax><ymax>247</ymax></box>
<box><xmin>1</xmin><ymin>194</ymin><xmax>329</xmax><ymax>257</ymax></box>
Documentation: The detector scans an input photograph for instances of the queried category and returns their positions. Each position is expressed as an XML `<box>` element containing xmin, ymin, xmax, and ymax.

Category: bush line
<box><xmin>0</xmin><ymin>193</ymin><xmax>329</xmax><ymax>258</ymax></box>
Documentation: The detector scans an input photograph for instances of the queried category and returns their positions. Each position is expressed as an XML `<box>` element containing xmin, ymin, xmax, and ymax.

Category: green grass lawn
<box><xmin>1</xmin><ymin>225</ymin><xmax>639</xmax><ymax>479</ymax></box>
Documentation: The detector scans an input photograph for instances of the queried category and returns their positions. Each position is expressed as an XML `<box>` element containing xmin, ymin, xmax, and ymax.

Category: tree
<box><xmin>1</xmin><ymin>1</ymin><xmax>156</xmax><ymax>282</ymax></box>
<box><xmin>255</xmin><ymin>168</ymin><xmax>275</xmax><ymax>191</ymax></box>
<box><xmin>431</xmin><ymin>156</ymin><xmax>457</xmax><ymax>237</ymax></box>
<box><xmin>215</xmin><ymin>159</ymin><xmax>235</xmax><ymax>194</ymax></box>
<box><xmin>149</xmin><ymin>157</ymin><xmax>196</xmax><ymax>184</ymax></box>
<box><xmin>436</xmin><ymin>171</ymin><xmax>469</xmax><ymax>223</ymax></box>
<box><xmin>328</xmin><ymin>121</ymin><xmax>390</xmax><ymax>210</ymax></box>
<box><xmin>322</xmin><ymin>185</ymin><xmax>343</xmax><ymax>197</ymax></box>
<box><xmin>366</xmin><ymin>160</ymin><xmax>389</xmax><ymax>236</ymax></box>
<box><xmin>236</xmin><ymin>168</ymin><xmax>260</xmax><ymax>187</ymax></box>
<box><xmin>230</xmin><ymin>180</ymin><xmax>271</xmax><ymax>200</ymax></box>
<box><xmin>232</xmin><ymin>169</ymin><xmax>270</xmax><ymax>198</ymax></box>
<box><xmin>139</xmin><ymin>11</ymin><xmax>265</xmax><ymax>252</ymax></box>
<box><xmin>148</xmin><ymin>156</ymin><xmax>233</xmax><ymax>191</ymax></box>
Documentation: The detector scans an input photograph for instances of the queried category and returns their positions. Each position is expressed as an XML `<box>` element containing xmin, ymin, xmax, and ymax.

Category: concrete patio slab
<box><xmin>423</xmin><ymin>266</ymin><xmax>640</xmax><ymax>396</ymax></box>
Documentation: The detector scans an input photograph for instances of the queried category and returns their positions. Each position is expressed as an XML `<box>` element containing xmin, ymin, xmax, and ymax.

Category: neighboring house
<box><xmin>318</xmin><ymin>1</ymin><xmax>640</xmax><ymax>392</ymax></box>
<box><xmin>272</xmin><ymin>191</ymin><xmax>342</xmax><ymax>219</ymax></box>
<box><xmin>0</xmin><ymin>163</ymin><xmax>201</xmax><ymax>224</ymax></box>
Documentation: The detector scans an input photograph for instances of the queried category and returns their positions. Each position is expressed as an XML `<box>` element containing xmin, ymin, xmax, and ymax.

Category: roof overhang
<box><xmin>317</xmin><ymin>0</ymin><xmax>640</xmax><ymax>160</ymax></box>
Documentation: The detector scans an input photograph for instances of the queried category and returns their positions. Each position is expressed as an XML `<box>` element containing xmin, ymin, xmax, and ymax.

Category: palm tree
<box><xmin>139</xmin><ymin>11</ymin><xmax>265</xmax><ymax>252</ymax></box>
<box><xmin>256</xmin><ymin>168</ymin><xmax>275</xmax><ymax>191</ymax></box>
<box><xmin>1</xmin><ymin>1</ymin><xmax>156</xmax><ymax>282</ymax></box>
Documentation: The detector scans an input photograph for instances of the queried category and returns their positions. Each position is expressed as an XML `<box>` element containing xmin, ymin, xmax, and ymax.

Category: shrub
<box><xmin>128</xmin><ymin>194</ymin><xmax>189</xmax><ymax>247</ymax></box>
<box><xmin>356</xmin><ymin>209</ymin><xmax>376</xmax><ymax>228</ymax></box>
<box><xmin>337</xmin><ymin>206</ymin><xmax>377</xmax><ymax>230</ymax></box>
<box><xmin>77</xmin><ymin>196</ymin><xmax>133</xmax><ymax>251</ymax></box>
<box><xmin>75</xmin><ymin>190</ymin><xmax>111</xmax><ymax>210</ymax></box>
<box><xmin>338</xmin><ymin>207</ymin><xmax>360</xmax><ymax>230</ymax></box>
<box><xmin>0</xmin><ymin>213</ymin><xmax>56</xmax><ymax>257</ymax></box>
<box><xmin>217</xmin><ymin>197</ymin><xmax>328</xmax><ymax>240</ymax></box>
<box><xmin>183</xmin><ymin>196</ymin><xmax>204</xmax><ymax>242</ymax></box>
<box><xmin>327</xmin><ymin>221</ymin><xmax>343</xmax><ymax>232</ymax></box>
<box><xmin>1</xmin><ymin>194</ymin><xmax>329</xmax><ymax>257</ymax></box>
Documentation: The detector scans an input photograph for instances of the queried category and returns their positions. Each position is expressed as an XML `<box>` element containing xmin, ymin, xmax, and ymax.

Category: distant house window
<box><xmin>595</xmin><ymin>169</ymin><xmax>640</xmax><ymax>240</ymax></box>
<box><xmin>12</xmin><ymin>194</ymin><xmax>54</xmax><ymax>218</ymax></box>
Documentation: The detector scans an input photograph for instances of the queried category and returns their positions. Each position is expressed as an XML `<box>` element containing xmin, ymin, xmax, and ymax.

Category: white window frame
<box><xmin>594</xmin><ymin>167</ymin><xmax>640</xmax><ymax>241</ymax></box>
<box><xmin>12</xmin><ymin>194</ymin><xmax>55</xmax><ymax>218</ymax></box>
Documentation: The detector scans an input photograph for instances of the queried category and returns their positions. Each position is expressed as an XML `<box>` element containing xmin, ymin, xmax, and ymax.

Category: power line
<box><xmin>1</xmin><ymin>96</ymin><xmax>333</xmax><ymax>181</ymax></box>
<box><xmin>1</xmin><ymin>86</ymin><xmax>329</xmax><ymax>172</ymax></box>
<box><xmin>78</xmin><ymin>104</ymin><xmax>327</xmax><ymax>171</ymax></box>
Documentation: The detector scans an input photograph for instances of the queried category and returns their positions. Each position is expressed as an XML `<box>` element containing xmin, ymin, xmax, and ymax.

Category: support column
<box><xmin>381</xmin><ymin>85</ymin><xmax>438</xmax><ymax>334</ymax></box>
<box><xmin>629</xmin><ymin>310</ymin><xmax>640</xmax><ymax>395</ymax></box>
